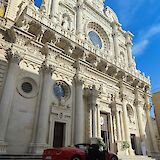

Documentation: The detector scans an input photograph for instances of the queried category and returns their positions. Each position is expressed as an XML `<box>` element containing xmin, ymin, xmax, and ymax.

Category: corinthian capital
<box><xmin>73</xmin><ymin>75</ymin><xmax>84</xmax><ymax>85</ymax></box>
<box><xmin>40</xmin><ymin>61</ymin><xmax>55</xmax><ymax>76</ymax></box>
<box><xmin>5</xmin><ymin>48</ymin><xmax>23</xmax><ymax>64</ymax></box>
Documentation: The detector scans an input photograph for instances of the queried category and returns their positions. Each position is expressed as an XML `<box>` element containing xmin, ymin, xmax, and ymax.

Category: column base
<box><xmin>129</xmin><ymin>147</ymin><xmax>135</xmax><ymax>155</ymax></box>
<box><xmin>29</xmin><ymin>143</ymin><xmax>51</xmax><ymax>154</ymax></box>
<box><xmin>0</xmin><ymin>141</ymin><xmax>8</xmax><ymax>154</ymax></box>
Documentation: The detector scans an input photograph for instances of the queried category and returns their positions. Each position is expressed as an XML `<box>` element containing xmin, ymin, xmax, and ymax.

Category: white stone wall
<box><xmin>0</xmin><ymin>0</ymin><xmax>158</xmax><ymax>157</ymax></box>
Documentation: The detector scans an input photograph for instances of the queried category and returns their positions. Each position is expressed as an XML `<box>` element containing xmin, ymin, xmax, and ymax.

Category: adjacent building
<box><xmin>0</xmin><ymin>0</ymin><xmax>159</xmax><ymax>159</ymax></box>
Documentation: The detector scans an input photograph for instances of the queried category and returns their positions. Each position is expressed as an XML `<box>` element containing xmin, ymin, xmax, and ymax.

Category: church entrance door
<box><xmin>53</xmin><ymin>122</ymin><xmax>65</xmax><ymax>147</ymax></box>
<box><xmin>100</xmin><ymin>113</ymin><xmax>111</xmax><ymax>150</ymax></box>
<box><xmin>130</xmin><ymin>134</ymin><xmax>137</xmax><ymax>154</ymax></box>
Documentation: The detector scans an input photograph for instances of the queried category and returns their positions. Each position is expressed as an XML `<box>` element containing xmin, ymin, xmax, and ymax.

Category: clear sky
<box><xmin>105</xmin><ymin>0</ymin><xmax>160</xmax><ymax>117</ymax></box>
<box><xmin>105</xmin><ymin>0</ymin><xmax>160</xmax><ymax>93</ymax></box>
<box><xmin>35</xmin><ymin>0</ymin><xmax>159</xmax><ymax>116</ymax></box>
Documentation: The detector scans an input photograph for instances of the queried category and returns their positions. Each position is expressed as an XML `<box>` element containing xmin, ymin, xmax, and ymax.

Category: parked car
<box><xmin>43</xmin><ymin>143</ymin><xmax>118</xmax><ymax>160</ymax></box>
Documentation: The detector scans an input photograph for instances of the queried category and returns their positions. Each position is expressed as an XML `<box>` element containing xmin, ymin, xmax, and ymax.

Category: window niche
<box><xmin>0</xmin><ymin>0</ymin><xmax>8</xmax><ymax>17</ymax></box>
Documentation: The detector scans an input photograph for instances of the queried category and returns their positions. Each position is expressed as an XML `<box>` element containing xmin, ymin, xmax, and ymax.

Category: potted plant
<box><xmin>121</xmin><ymin>141</ymin><xmax>130</xmax><ymax>150</ymax></box>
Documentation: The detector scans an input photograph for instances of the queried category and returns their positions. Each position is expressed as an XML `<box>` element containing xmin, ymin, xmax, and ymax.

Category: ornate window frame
<box><xmin>17</xmin><ymin>77</ymin><xmax>38</xmax><ymax>99</ymax></box>
<box><xmin>53</xmin><ymin>80</ymin><xmax>71</xmax><ymax>101</ymax></box>
<box><xmin>86</xmin><ymin>22</ymin><xmax>110</xmax><ymax>51</ymax></box>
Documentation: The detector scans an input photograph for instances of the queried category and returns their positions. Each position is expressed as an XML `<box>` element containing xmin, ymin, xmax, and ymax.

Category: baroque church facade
<box><xmin>0</xmin><ymin>0</ymin><xmax>159</xmax><ymax>158</ymax></box>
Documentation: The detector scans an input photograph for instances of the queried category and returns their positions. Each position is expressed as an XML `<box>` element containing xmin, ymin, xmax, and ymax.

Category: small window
<box><xmin>17</xmin><ymin>77</ymin><xmax>38</xmax><ymax>99</ymax></box>
<box><xmin>88</xmin><ymin>31</ymin><xmax>102</xmax><ymax>49</ymax></box>
<box><xmin>21</xmin><ymin>82</ymin><xmax>33</xmax><ymax>93</ymax></box>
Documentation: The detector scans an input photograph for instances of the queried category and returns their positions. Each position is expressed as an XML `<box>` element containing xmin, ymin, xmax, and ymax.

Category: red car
<box><xmin>43</xmin><ymin>144</ymin><xmax>118</xmax><ymax>160</ymax></box>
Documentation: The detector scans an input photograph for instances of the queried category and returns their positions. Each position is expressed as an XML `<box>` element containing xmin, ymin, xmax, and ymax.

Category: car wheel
<box><xmin>71</xmin><ymin>155</ymin><xmax>81</xmax><ymax>160</ymax></box>
<box><xmin>111</xmin><ymin>155</ymin><xmax>118</xmax><ymax>160</ymax></box>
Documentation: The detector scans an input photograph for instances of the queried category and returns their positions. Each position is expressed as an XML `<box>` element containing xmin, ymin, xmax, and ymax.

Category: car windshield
<box><xmin>75</xmin><ymin>144</ymin><xmax>90</xmax><ymax>152</ymax></box>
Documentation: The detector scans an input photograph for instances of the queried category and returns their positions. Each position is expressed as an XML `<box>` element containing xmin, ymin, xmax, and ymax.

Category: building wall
<box><xmin>0</xmin><ymin>0</ymin><xmax>159</xmax><ymax>157</ymax></box>
<box><xmin>153</xmin><ymin>92</ymin><xmax>160</xmax><ymax>135</ymax></box>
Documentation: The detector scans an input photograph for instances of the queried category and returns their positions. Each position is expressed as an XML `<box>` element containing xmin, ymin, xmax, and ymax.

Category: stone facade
<box><xmin>153</xmin><ymin>92</ymin><xmax>160</xmax><ymax>135</ymax></box>
<box><xmin>0</xmin><ymin>0</ymin><xmax>159</xmax><ymax>158</ymax></box>
<box><xmin>152</xmin><ymin>91</ymin><xmax>160</xmax><ymax>151</ymax></box>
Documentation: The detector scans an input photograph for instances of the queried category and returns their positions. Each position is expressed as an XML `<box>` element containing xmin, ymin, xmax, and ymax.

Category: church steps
<box><xmin>0</xmin><ymin>154</ymin><xmax>42</xmax><ymax>160</ymax></box>
<box><xmin>118</xmin><ymin>155</ymin><xmax>156</xmax><ymax>160</ymax></box>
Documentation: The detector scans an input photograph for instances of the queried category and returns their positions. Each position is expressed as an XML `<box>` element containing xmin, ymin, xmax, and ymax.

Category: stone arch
<box><xmin>86</xmin><ymin>21</ymin><xmax>110</xmax><ymax>50</ymax></box>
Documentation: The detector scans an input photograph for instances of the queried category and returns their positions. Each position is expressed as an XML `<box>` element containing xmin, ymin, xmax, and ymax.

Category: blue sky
<box><xmin>105</xmin><ymin>0</ymin><xmax>160</xmax><ymax>116</ymax></box>
<box><xmin>105</xmin><ymin>0</ymin><xmax>160</xmax><ymax>93</ymax></box>
<box><xmin>35</xmin><ymin>0</ymin><xmax>159</xmax><ymax>116</ymax></box>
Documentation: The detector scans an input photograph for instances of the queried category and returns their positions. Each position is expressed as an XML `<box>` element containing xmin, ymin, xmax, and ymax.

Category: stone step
<box><xmin>118</xmin><ymin>155</ymin><xmax>156</xmax><ymax>160</ymax></box>
<box><xmin>118</xmin><ymin>156</ymin><xmax>156</xmax><ymax>160</ymax></box>
<box><xmin>0</xmin><ymin>154</ymin><xmax>42</xmax><ymax>160</ymax></box>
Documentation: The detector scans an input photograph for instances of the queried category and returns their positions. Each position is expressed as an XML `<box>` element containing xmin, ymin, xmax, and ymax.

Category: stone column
<box><xmin>110</xmin><ymin>114</ymin><xmax>114</xmax><ymax>143</ymax></box>
<box><xmin>90</xmin><ymin>85</ymin><xmax>99</xmax><ymax>138</ymax></box>
<box><xmin>0</xmin><ymin>48</ymin><xmax>22</xmax><ymax>154</ymax></box>
<box><xmin>134</xmin><ymin>88</ymin><xmax>145</xmax><ymax>142</ymax></box>
<box><xmin>112</xmin><ymin>114</ymin><xmax>117</xmax><ymax>141</ymax></box>
<box><xmin>33</xmin><ymin>62</ymin><xmax>54</xmax><ymax>154</ymax></box>
<box><xmin>125</xmin><ymin>32</ymin><xmax>133</xmax><ymax>68</ymax></box>
<box><xmin>45</xmin><ymin>0</ymin><xmax>52</xmax><ymax>15</ymax></box>
<box><xmin>116</xmin><ymin>110</ymin><xmax>122</xmax><ymax>141</ymax></box>
<box><xmin>111</xmin><ymin>21</ymin><xmax>120</xmax><ymax>62</ymax></box>
<box><xmin>122</xmin><ymin>97</ymin><xmax>134</xmax><ymax>155</ymax></box>
<box><xmin>74</xmin><ymin>76</ymin><xmax>85</xmax><ymax>144</ymax></box>
<box><xmin>76</xmin><ymin>0</ymin><xmax>84</xmax><ymax>38</ymax></box>
<box><xmin>120</xmin><ymin>111</ymin><xmax>125</xmax><ymax>141</ymax></box>
<box><xmin>145</xmin><ymin>103</ymin><xmax>159</xmax><ymax>153</ymax></box>
<box><xmin>97</xmin><ymin>105</ymin><xmax>101</xmax><ymax>137</ymax></box>
<box><xmin>135</xmin><ymin>102</ymin><xmax>145</xmax><ymax>139</ymax></box>
<box><xmin>109</xmin><ymin>113</ymin><xmax>115</xmax><ymax>152</ymax></box>
<box><xmin>92</xmin><ymin>105</ymin><xmax>97</xmax><ymax>138</ymax></box>
<box><xmin>50</xmin><ymin>0</ymin><xmax>59</xmax><ymax>20</ymax></box>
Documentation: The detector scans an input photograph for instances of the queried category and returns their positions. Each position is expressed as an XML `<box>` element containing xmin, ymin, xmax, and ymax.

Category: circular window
<box><xmin>21</xmin><ymin>82</ymin><xmax>33</xmax><ymax>93</ymax></box>
<box><xmin>17</xmin><ymin>77</ymin><xmax>38</xmax><ymax>99</ymax></box>
<box><xmin>54</xmin><ymin>84</ymin><xmax>65</xmax><ymax>97</ymax></box>
<box><xmin>88</xmin><ymin>31</ymin><xmax>102</xmax><ymax>49</ymax></box>
<box><xmin>53</xmin><ymin>81</ymin><xmax>70</xmax><ymax>100</ymax></box>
